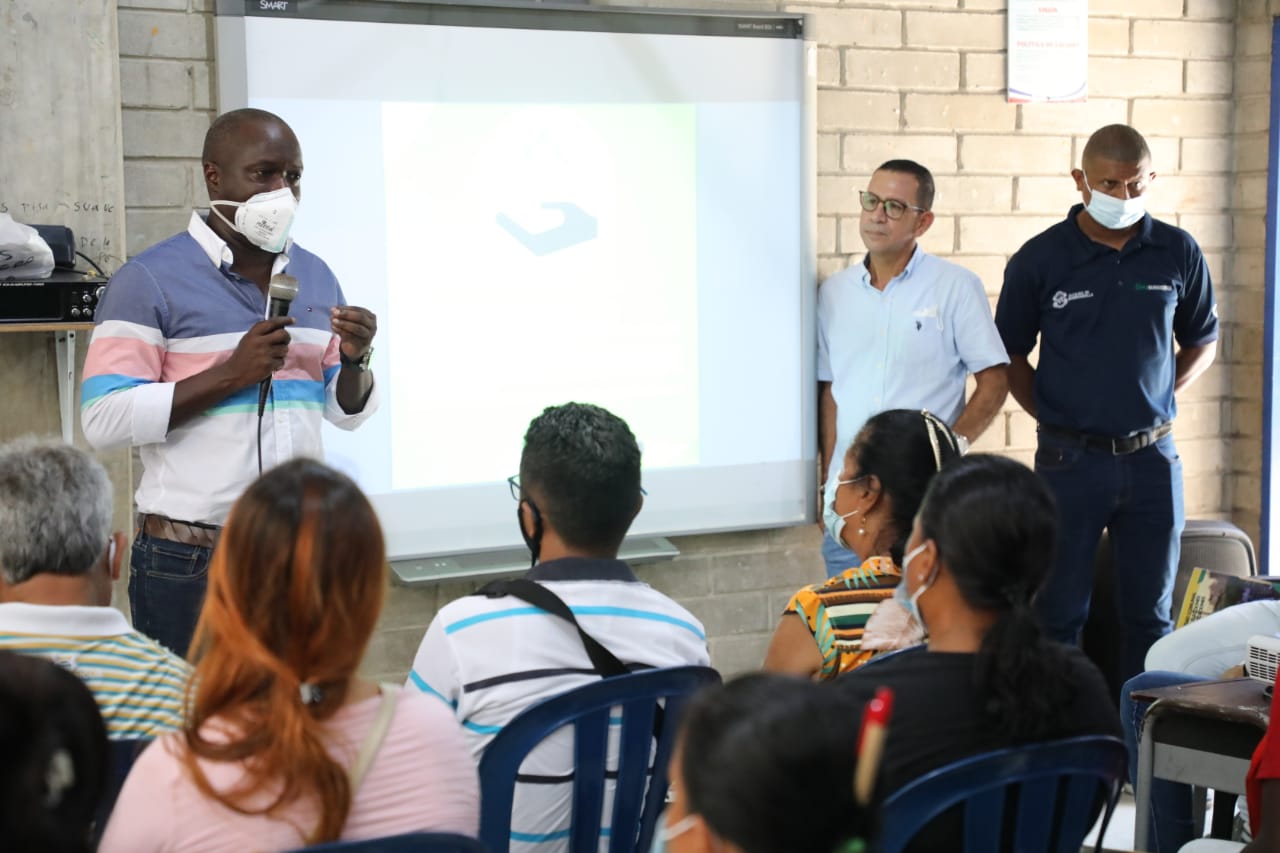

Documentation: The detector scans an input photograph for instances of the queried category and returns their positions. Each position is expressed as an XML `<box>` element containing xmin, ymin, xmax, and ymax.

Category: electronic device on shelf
<box><xmin>0</xmin><ymin>225</ymin><xmax>107</xmax><ymax>325</ymax></box>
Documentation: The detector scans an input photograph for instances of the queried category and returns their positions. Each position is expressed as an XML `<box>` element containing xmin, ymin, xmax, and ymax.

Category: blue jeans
<box><xmin>821</xmin><ymin>531</ymin><xmax>862</xmax><ymax>578</ymax></box>
<box><xmin>1121</xmin><ymin>670</ymin><xmax>1211</xmax><ymax>851</ymax></box>
<box><xmin>1034</xmin><ymin>431</ymin><xmax>1184</xmax><ymax>687</ymax></box>
<box><xmin>128</xmin><ymin>531</ymin><xmax>212</xmax><ymax>658</ymax></box>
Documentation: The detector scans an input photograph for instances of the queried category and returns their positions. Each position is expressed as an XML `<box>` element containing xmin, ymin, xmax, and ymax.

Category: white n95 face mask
<box><xmin>211</xmin><ymin>187</ymin><xmax>298</xmax><ymax>253</ymax></box>
<box><xmin>1083</xmin><ymin>176</ymin><xmax>1145</xmax><ymax>231</ymax></box>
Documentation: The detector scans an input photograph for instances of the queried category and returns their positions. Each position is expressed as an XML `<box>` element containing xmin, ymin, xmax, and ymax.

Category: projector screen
<box><xmin>215</xmin><ymin>0</ymin><xmax>816</xmax><ymax>568</ymax></box>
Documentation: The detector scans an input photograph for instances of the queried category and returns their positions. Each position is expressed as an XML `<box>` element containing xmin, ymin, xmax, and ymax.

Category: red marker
<box><xmin>854</xmin><ymin>686</ymin><xmax>895</xmax><ymax>805</ymax></box>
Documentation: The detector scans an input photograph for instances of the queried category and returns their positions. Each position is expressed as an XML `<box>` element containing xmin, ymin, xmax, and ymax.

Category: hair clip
<box><xmin>44</xmin><ymin>747</ymin><xmax>75</xmax><ymax>808</ymax></box>
<box><xmin>300</xmin><ymin>683</ymin><xmax>324</xmax><ymax>705</ymax></box>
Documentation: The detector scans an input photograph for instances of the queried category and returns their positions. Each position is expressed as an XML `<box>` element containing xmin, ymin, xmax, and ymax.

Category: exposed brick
<box><xmin>122</xmin><ymin>161</ymin><xmax>193</xmax><ymax>208</ymax></box>
<box><xmin>1089</xmin><ymin>18</ymin><xmax>1130</xmax><ymax>55</ymax></box>
<box><xmin>682</xmin><ymin>590</ymin><xmax>772</xmax><ymax>636</ymax></box>
<box><xmin>708</xmin><ymin>633</ymin><xmax>772</xmax><ymax>677</ymax></box>
<box><xmin>818</xmin><ymin>90</ymin><xmax>901</xmax><ymax>131</ymax></box>
<box><xmin>817</xmin><ymin>216</ymin><xmax>837</xmax><ymax>254</ymax></box>
<box><xmin>635</xmin><ymin>557</ymin><xmax>714</xmax><ymax>599</ymax></box>
<box><xmin>1235</xmin><ymin>133</ymin><xmax>1271</xmax><ymax>172</ymax></box>
<box><xmin>190</xmin><ymin>61</ymin><xmax>215</xmax><ymax>111</ymax></box>
<box><xmin>118</xmin><ymin>9</ymin><xmax>213</xmax><ymax>60</ymax></box>
<box><xmin>836</xmin><ymin>215</ymin><xmax>860</xmax><ymax>254</ymax></box>
<box><xmin>1174</xmin><ymin>400</ymin><xmax>1224</xmax><ymax>439</ymax></box>
<box><xmin>960</xmin><ymin>0</ymin><xmax>1005</xmax><ymax>8</ymax></box>
<box><xmin>122</xmin><ymin>108</ymin><xmax>211</xmax><ymax>158</ymax></box>
<box><xmin>1235</xmin><ymin>95</ymin><xmax>1271</xmax><ymax>135</ymax></box>
<box><xmin>1185</xmin><ymin>60</ymin><xmax>1233</xmax><ymax>96</ymax></box>
<box><xmin>1235</xmin><ymin>174</ymin><xmax>1268</xmax><ymax>212</ymax></box>
<box><xmin>708</xmin><ymin>550</ymin><xmax>821</xmax><ymax>594</ymax></box>
<box><xmin>818</xmin><ymin>133</ymin><xmax>840</xmax><ymax>173</ymax></box>
<box><xmin>841</xmin><ymin>133</ymin><xmax>958</xmax><ymax>174</ymax></box>
<box><xmin>123</xmin><ymin>207</ymin><xmax>193</xmax><ymax>258</ymax></box>
<box><xmin>1019</xmin><ymin>99</ymin><xmax>1129</xmax><ymax>134</ymax></box>
<box><xmin>790</xmin><ymin>7</ymin><xmax>902</xmax><ymax>47</ymax></box>
<box><xmin>844</xmin><ymin>48</ymin><xmax>960</xmax><ymax>92</ymax></box>
<box><xmin>1146</xmin><ymin>174</ymin><xmax>1232</xmax><ymax>212</ymax></box>
<box><xmin>957</xmin><ymin>215</ymin><xmax>1061</xmax><ymax>254</ymax></box>
<box><xmin>1180</xmin><ymin>138</ymin><xmax>1233</xmax><ymax>174</ymax></box>
<box><xmin>817</xmin><ymin>46</ymin><xmax>841</xmax><ymax>87</ymax></box>
<box><xmin>120</xmin><ymin>58</ymin><xmax>190</xmax><ymax>109</ymax></box>
<box><xmin>1132</xmin><ymin>20</ymin><xmax>1234</xmax><ymax>59</ymax></box>
<box><xmin>916</xmin><ymin>214</ymin><xmax>956</xmax><ymax>254</ymax></box>
<box><xmin>1234</xmin><ymin>250</ymin><xmax>1267</xmax><ymax>290</ymax></box>
<box><xmin>1015</xmin><ymin>176</ymin><xmax>1079</xmax><ymax>213</ymax></box>
<box><xmin>117</xmin><ymin>0</ymin><xmax>188</xmax><ymax>8</ymax></box>
<box><xmin>905</xmin><ymin>94</ymin><xmax>1016</xmax><ymax>132</ymax></box>
<box><xmin>1177</xmin><ymin>214</ymin><xmax>1232</xmax><ymax>250</ymax></box>
<box><xmin>1184</xmin><ymin>0</ymin><xmax>1237</xmax><ymax>17</ymax></box>
<box><xmin>969</xmin><ymin>413</ymin><xmax>1007</xmax><ymax>452</ymax></box>
<box><xmin>933</xmin><ymin>175</ymin><xmax>1012</xmax><ymax>212</ymax></box>
<box><xmin>1237</xmin><ymin>20</ymin><xmax>1275</xmax><ymax>57</ymax></box>
<box><xmin>1233</xmin><ymin>214</ymin><xmax>1267</xmax><ymax>250</ymax></box>
<box><xmin>1130</xmin><ymin>99</ymin><xmax>1233</xmax><ymax>137</ymax></box>
<box><xmin>376</xmin><ymin>581</ymin><xmax>438</xmax><ymax>631</ymax></box>
<box><xmin>1088</xmin><ymin>0</ymin><xmax>1182</xmax><ymax>15</ymax></box>
<box><xmin>963</xmin><ymin>53</ymin><xmax>1005</xmax><ymax>93</ymax></box>
<box><xmin>818</xmin><ymin>175</ymin><xmax>864</xmax><ymax>215</ymax></box>
<box><xmin>950</xmin><ymin>254</ymin><xmax>1007</xmax><ymax>292</ymax></box>
<box><xmin>1089</xmin><ymin>57</ymin><xmax>1183</xmax><ymax>97</ymax></box>
<box><xmin>1235</xmin><ymin>59</ymin><xmax>1271</xmax><ymax>96</ymax></box>
<box><xmin>905</xmin><ymin>11</ymin><xmax>1004</xmax><ymax>50</ymax></box>
<box><xmin>959</xmin><ymin>135</ymin><xmax>1073</xmax><ymax>174</ymax></box>
<box><xmin>1007</xmin><ymin>411</ymin><xmax>1037</xmax><ymax>449</ymax></box>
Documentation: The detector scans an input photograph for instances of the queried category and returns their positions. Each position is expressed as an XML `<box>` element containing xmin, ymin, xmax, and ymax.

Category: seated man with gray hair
<box><xmin>0</xmin><ymin>437</ymin><xmax>190</xmax><ymax>738</ymax></box>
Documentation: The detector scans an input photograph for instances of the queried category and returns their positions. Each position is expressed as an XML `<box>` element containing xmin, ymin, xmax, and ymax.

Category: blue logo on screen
<box><xmin>496</xmin><ymin>203</ymin><xmax>597</xmax><ymax>256</ymax></box>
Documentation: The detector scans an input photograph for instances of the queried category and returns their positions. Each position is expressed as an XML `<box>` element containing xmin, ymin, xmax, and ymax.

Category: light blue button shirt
<box><xmin>818</xmin><ymin>248</ymin><xmax>1008</xmax><ymax>483</ymax></box>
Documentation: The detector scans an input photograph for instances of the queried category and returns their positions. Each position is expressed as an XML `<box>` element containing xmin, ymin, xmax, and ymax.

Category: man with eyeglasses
<box><xmin>994</xmin><ymin>124</ymin><xmax>1218</xmax><ymax>690</ymax></box>
<box><xmin>818</xmin><ymin>159</ymin><xmax>1009</xmax><ymax>577</ymax></box>
<box><xmin>406</xmin><ymin>402</ymin><xmax>709</xmax><ymax>852</ymax></box>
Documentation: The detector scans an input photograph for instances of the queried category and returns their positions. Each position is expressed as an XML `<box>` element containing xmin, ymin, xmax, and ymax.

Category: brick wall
<box><xmin>115</xmin><ymin>0</ymin><xmax>1257</xmax><ymax>679</ymax></box>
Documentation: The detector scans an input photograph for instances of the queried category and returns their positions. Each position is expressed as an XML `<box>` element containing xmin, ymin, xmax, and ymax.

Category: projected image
<box><xmin>381</xmin><ymin>103</ymin><xmax>700</xmax><ymax>490</ymax></box>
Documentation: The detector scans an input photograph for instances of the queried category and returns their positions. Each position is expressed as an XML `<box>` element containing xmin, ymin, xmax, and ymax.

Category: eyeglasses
<box><xmin>508</xmin><ymin>474</ymin><xmax>647</xmax><ymax>500</ymax></box>
<box><xmin>859</xmin><ymin>191</ymin><xmax>926</xmax><ymax>220</ymax></box>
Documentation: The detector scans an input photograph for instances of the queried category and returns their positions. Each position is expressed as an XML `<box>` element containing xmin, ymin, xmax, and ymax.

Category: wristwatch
<box><xmin>340</xmin><ymin>346</ymin><xmax>373</xmax><ymax>372</ymax></box>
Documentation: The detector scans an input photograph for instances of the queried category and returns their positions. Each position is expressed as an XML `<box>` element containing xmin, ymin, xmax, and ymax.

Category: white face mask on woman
<box><xmin>1082</xmin><ymin>175</ymin><xmax>1145</xmax><ymax>231</ymax></box>
<box><xmin>892</xmin><ymin>541</ymin><xmax>936</xmax><ymax>628</ymax></box>
<box><xmin>210</xmin><ymin>187</ymin><xmax>298</xmax><ymax>253</ymax></box>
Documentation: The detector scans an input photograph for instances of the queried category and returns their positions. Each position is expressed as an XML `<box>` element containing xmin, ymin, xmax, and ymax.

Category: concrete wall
<box><xmin>114</xmin><ymin>0</ymin><xmax>1261</xmax><ymax>679</ymax></box>
<box><xmin>1</xmin><ymin>0</ymin><xmax>132</xmax><ymax>607</ymax></box>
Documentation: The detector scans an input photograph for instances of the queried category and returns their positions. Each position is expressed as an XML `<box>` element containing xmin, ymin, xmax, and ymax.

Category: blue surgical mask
<box><xmin>823</xmin><ymin>476</ymin><xmax>862</xmax><ymax>549</ymax></box>
<box><xmin>1083</xmin><ymin>176</ymin><xmax>1145</xmax><ymax>231</ymax></box>
<box><xmin>893</xmin><ymin>542</ymin><xmax>935</xmax><ymax>627</ymax></box>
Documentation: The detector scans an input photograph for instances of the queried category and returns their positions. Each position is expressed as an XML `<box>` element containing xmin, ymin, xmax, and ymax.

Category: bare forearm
<box><xmin>336</xmin><ymin>367</ymin><xmax>375</xmax><ymax>414</ymax></box>
<box><xmin>818</xmin><ymin>382</ymin><xmax>837</xmax><ymax>481</ymax></box>
<box><xmin>1174</xmin><ymin>341</ymin><xmax>1217</xmax><ymax>393</ymax></box>
<box><xmin>951</xmin><ymin>366</ymin><xmax>1008</xmax><ymax>442</ymax></box>
<box><xmin>169</xmin><ymin>363</ymin><xmax>244</xmax><ymax>431</ymax></box>
<box><xmin>1007</xmin><ymin>355</ymin><xmax>1037</xmax><ymax>419</ymax></box>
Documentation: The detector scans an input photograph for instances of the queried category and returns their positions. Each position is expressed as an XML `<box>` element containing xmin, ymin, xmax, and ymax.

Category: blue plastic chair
<box><xmin>879</xmin><ymin>735</ymin><xmax>1128</xmax><ymax>853</ymax></box>
<box><xmin>292</xmin><ymin>832</ymin><xmax>486</xmax><ymax>851</ymax></box>
<box><xmin>478</xmin><ymin>665</ymin><xmax>721</xmax><ymax>853</ymax></box>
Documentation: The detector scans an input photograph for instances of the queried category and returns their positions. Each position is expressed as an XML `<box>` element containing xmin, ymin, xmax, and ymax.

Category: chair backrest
<box><xmin>878</xmin><ymin>735</ymin><xmax>1127</xmax><ymax>853</ymax></box>
<box><xmin>478</xmin><ymin>665</ymin><xmax>721</xmax><ymax>853</ymax></box>
<box><xmin>91</xmin><ymin>736</ymin><xmax>152</xmax><ymax>844</ymax></box>
<box><xmin>291</xmin><ymin>832</ymin><xmax>487</xmax><ymax>852</ymax></box>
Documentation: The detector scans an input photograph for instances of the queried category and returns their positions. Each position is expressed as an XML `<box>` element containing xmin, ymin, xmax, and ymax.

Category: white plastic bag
<box><xmin>0</xmin><ymin>213</ymin><xmax>55</xmax><ymax>279</ymax></box>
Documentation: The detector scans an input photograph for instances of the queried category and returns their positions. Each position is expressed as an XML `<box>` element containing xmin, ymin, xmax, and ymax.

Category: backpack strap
<box><xmin>348</xmin><ymin>684</ymin><xmax>399</xmax><ymax>793</ymax></box>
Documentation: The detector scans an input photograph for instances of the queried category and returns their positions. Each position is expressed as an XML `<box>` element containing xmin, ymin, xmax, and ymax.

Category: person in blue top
<box><xmin>817</xmin><ymin>159</ymin><xmax>1009</xmax><ymax>578</ymax></box>
<box><xmin>994</xmin><ymin>124</ymin><xmax>1219</xmax><ymax>689</ymax></box>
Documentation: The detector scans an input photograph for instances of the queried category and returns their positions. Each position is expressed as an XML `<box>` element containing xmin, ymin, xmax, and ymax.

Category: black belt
<box><xmin>1040</xmin><ymin>423</ymin><xmax>1173</xmax><ymax>456</ymax></box>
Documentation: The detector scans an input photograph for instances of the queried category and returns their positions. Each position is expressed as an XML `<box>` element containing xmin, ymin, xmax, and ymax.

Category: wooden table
<box><xmin>1131</xmin><ymin>677</ymin><xmax>1270</xmax><ymax>851</ymax></box>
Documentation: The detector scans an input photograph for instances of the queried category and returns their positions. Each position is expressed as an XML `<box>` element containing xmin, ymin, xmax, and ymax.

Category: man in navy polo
<box><xmin>995</xmin><ymin>124</ymin><xmax>1218</xmax><ymax>687</ymax></box>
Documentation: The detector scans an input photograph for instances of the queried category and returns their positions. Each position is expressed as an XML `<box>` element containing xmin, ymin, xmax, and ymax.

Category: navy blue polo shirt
<box><xmin>995</xmin><ymin>204</ymin><xmax>1218</xmax><ymax>437</ymax></box>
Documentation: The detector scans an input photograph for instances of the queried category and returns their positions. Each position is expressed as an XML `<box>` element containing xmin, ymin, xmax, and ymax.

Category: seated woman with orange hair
<box><xmin>101</xmin><ymin>460</ymin><xmax>479</xmax><ymax>852</ymax></box>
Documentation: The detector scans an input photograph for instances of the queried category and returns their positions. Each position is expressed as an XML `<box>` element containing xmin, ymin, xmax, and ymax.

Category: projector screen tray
<box><xmin>391</xmin><ymin>536</ymin><xmax>680</xmax><ymax>584</ymax></box>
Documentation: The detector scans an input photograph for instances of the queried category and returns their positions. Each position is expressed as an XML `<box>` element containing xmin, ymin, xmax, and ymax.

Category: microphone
<box><xmin>258</xmin><ymin>274</ymin><xmax>299</xmax><ymax>418</ymax></box>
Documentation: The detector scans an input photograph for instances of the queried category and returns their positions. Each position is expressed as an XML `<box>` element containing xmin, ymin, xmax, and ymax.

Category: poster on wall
<box><xmin>1006</xmin><ymin>0</ymin><xmax>1088</xmax><ymax>103</ymax></box>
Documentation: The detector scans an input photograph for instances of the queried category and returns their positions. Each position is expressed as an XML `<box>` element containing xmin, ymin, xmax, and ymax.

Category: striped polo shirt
<box><xmin>407</xmin><ymin>557</ymin><xmax>710</xmax><ymax>852</ymax></box>
<box><xmin>80</xmin><ymin>212</ymin><xmax>379</xmax><ymax>526</ymax></box>
<box><xmin>0</xmin><ymin>603</ymin><xmax>190</xmax><ymax>738</ymax></box>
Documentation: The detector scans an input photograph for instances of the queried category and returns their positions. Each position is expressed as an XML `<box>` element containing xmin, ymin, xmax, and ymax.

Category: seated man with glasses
<box><xmin>817</xmin><ymin>158</ymin><xmax>1009</xmax><ymax>577</ymax></box>
<box><xmin>406</xmin><ymin>401</ymin><xmax>710</xmax><ymax>852</ymax></box>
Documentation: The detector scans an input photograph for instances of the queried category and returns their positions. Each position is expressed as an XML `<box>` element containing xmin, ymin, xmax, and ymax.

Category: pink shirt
<box><xmin>100</xmin><ymin>688</ymin><xmax>479</xmax><ymax>852</ymax></box>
